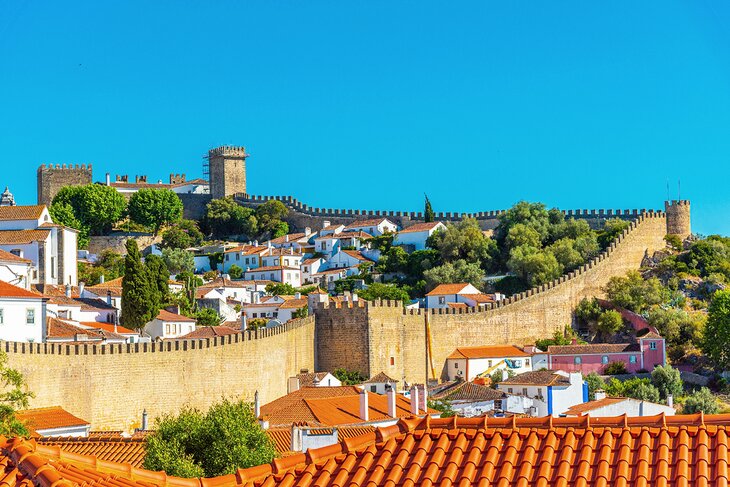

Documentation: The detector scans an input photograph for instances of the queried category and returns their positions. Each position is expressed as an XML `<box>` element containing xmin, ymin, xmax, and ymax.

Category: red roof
<box><xmin>397</xmin><ymin>221</ymin><xmax>443</xmax><ymax>233</ymax></box>
<box><xmin>16</xmin><ymin>406</ymin><xmax>89</xmax><ymax>432</ymax></box>
<box><xmin>447</xmin><ymin>345</ymin><xmax>530</xmax><ymax>359</ymax></box>
<box><xmin>0</xmin><ymin>205</ymin><xmax>46</xmax><ymax>221</ymax></box>
<box><xmin>156</xmin><ymin>309</ymin><xmax>196</xmax><ymax>322</ymax></box>
<box><xmin>425</xmin><ymin>283</ymin><xmax>478</xmax><ymax>296</ymax></box>
<box><xmin>0</xmin><ymin>249</ymin><xmax>31</xmax><ymax>264</ymax></box>
<box><xmin>0</xmin><ymin>280</ymin><xmax>44</xmax><ymax>299</ymax></box>
<box><xmin>177</xmin><ymin>326</ymin><xmax>240</xmax><ymax>339</ymax></box>
<box><xmin>2</xmin><ymin>414</ymin><xmax>730</xmax><ymax>487</ymax></box>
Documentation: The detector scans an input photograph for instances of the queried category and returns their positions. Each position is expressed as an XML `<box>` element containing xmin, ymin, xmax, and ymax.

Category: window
<box><xmin>650</xmin><ymin>342</ymin><xmax>657</xmax><ymax>350</ymax></box>
<box><xmin>438</xmin><ymin>296</ymin><xmax>446</xmax><ymax>305</ymax></box>
<box><xmin>508</xmin><ymin>388</ymin><xmax>513</xmax><ymax>394</ymax></box>
<box><xmin>630</xmin><ymin>355</ymin><xmax>637</xmax><ymax>364</ymax></box>
<box><xmin>522</xmin><ymin>388</ymin><xmax>528</xmax><ymax>396</ymax></box>
<box><xmin>252</xmin><ymin>313</ymin><xmax>257</xmax><ymax>318</ymax></box>
<box><xmin>245</xmin><ymin>258</ymin><xmax>250</xmax><ymax>265</ymax></box>
<box><xmin>0</xmin><ymin>308</ymin><xmax>3</xmax><ymax>324</ymax></box>
<box><xmin>488</xmin><ymin>360</ymin><xmax>492</xmax><ymax>367</ymax></box>
<box><xmin>284</xmin><ymin>259</ymin><xmax>289</xmax><ymax>266</ymax></box>
<box><xmin>574</xmin><ymin>356</ymin><xmax>582</xmax><ymax>365</ymax></box>
<box><xmin>236</xmin><ymin>254</ymin><xmax>240</xmax><ymax>261</ymax></box>
<box><xmin>270</xmin><ymin>273</ymin><xmax>275</xmax><ymax>280</ymax></box>
<box><xmin>10</xmin><ymin>249</ymin><xmax>21</xmax><ymax>257</ymax></box>
<box><xmin>26</xmin><ymin>309</ymin><xmax>35</xmax><ymax>325</ymax></box>
<box><xmin>602</xmin><ymin>356</ymin><xmax>609</xmax><ymax>364</ymax></box>
<box><xmin>321</xmin><ymin>243</ymin><xmax>326</xmax><ymax>251</ymax></box>
<box><xmin>390</xmin><ymin>357</ymin><xmax>395</xmax><ymax>366</ymax></box>
<box><xmin>370</xmin><ymin>385</ymin><xmax>377</xmax><ymax>393</ymax></box>
<box><xmin>226</xmin><ymin>254</ymin><xmax>230</xmax><ymax>261</ymax></box>
<box><xmin>454</xmin><ymin>362</ymin><xmax>458</xmax><ymax>369</ymax></box>
<box><xmin>50</xmin><ymin>257</ymin><xmax>56</xmax><ymax>278</ymax></box>
<box><xmin>525</xmin><ymin>359</ymin><xmax>530</xmax><ymax>366</ymax></box>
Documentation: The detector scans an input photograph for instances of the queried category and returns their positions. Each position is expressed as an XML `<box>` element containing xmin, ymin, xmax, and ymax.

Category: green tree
<box><xmin>247</xmin><ymin>318</ymin><xmax>267</xmax><ymax>330</ymax></box>
<box><xmin>256</xmin><ymin>200</ymin><xmax>289</xmax><ymax>237</ymax></box>
<box><xmin>204</xmin><ymin>198</ymin><xmax>258</xmax><ymax>238</ymax></box>
<box><xmin>682</xmin><ymin>387</ymin><xmax>719</xmax><ymax>414</ymax></box>
<box><xmin>427</xmin><ymin>399</ymin><xmax>455</xmax><ymax>418</ymax></box>
<box><xmin>49</xmin><ymin>202</ymin><xmax>89</xmax><ymax>248</ymax></box>
<box><xmin>265</xmin><ymin>283</ymin><xmax>298</xmax><ymax>296</ymax></box>
<box><xmin>507</xmin><ymin>246</ymin><xmax>562</xmax><ymax>287</ymax></box>
<box><xmin>78</xmin><ymin>249</ymin><xmax>126</xmax><ymax>285</ymax></box>
<box><xmin>332</xmin><ymin>368</ymin><xmax>367</xmax><ymax>385</ymax></box>
<box><xmin>162</xmin><ymin>248</ymin><xmax>195</xmax><ymax>276</ymax></box>
<box><xmin>423</xmin><ymin>259</ymin><xmax>484</xmax><ymax>291</ymax></box>
<box><xmin>121</xmin><ymin>240</ymin><xmax>156</xmax><ymax>330</ymax></box>
<box><xmin>496</xmin><ymin>201</ymin><xmax>551</xmax><ymax>245</ymax></box>
<box><xmin>161</xmin><ymin>220</ymin><xmax>205</xmax><ymax>249</ymax></box>
<box><xmin>196</xmin><ymin>308</ymin><xmax>221</xmax><ymax>327</ymax></box>
<box><xmin>424</xmin><ymin>194</ymin><xmax>435</xmax><ymax>223</ymax></box>
<box><xmin>506</xmin><ymin>224</ymin><xmax>542</xmax><ymax>250</ymax></box>
<box><xmin>702</xmin><ymin>290</ymin><xmax>730</xmax><ymax>371</ymax></box>
<box><xmin>427</xmin><ymin>218</ymin><xmax>498</xmax><ymax>271</ymax></box>
<box><xmin>598</xmin><ymin>218</ymin><xmax>631</xmax><ymax>248</ymax></box>
<box><xmin>0</xmin><ymin>351</ymin><xmax>34</xmax><ymax>436</ymax></box>
<box><xmin>52</xmin><ymin>184</ymin><xmax>126</xmax><ymax>235</ymax></box>
<box><xmin>603</xmin><ymin>271</ymin><xmax>670</xmax><ymax>313</ymax></box>
<box><xmin>145</xmin><ymin>254</ymin><xmax>170</xmax><ymax>309</ymax></box>
<box><xmin>292</xmin><ymin>306</ymin><xmax>309</xmax><ymax>319</ymax></box>
<box><xmin>650</xmin><ymin>365</ymin><xmax>683</xmax><ymax>401</ymax></box>
<box><xmin>357</xmin><ymin>283</ymin><xmax>411</xmax><ymax>302</ymax></box>
<box><xmin>604</xmin><ymin>377</ymin><xmax>660</xmax><ymax>402</ymax></box>
<box><xmin>575</xmin><ymin>297</ymin><xmax>601</xmax><ymax>325</ymax></box>
<box><xmin>143</xmin><ymin>399</ymin><xmax>276</xmax><ymax>478</ymax></box>
<box><xmin>584</xmin><ymin>373</ymin><xmax>605</xmax><ymax>401</ymax></box>
<box><xmin>551</xmin><ymin>218</ymin><xmax>592</xmax><ymax>241</ymax></box>
<box><xmin>128</xmin><ymin>188</ymin><xmax>183</xmax><ymax>234</ymax></box>
<box><xmin>376</xmin><ymin>246</ymin><xmax>410</xmax><ymax>274</ymax></box>
<box><xmin>548</xmin><ymin>238</ymin><xmax>583</xmax><ymax>272</ymax></box>
<box><xmin>594</xmin><ymin>310</ymin><xmax>624</xmax><ymax>339</ymax></box>
<box><xmin>228</xmin><ymin>264</ymin><xmax>244</xmax><ymax>279</ymax></box>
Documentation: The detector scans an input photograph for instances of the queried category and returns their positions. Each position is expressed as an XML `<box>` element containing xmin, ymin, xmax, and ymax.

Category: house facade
<box><xmin>547</xmin><ymin>333</ymin><xmax>666</xmax><ymax>374</ymax></box>
<box><xmin>393</xmin><ymin>222</ymin><xmax>446</xmax><ymax>251</ymax></box>
<box><xmin>0</xmin><ymin>281</ymin><xmax>48</xmax><ymax>343</ymax></box>
<box><xmin>343</xmin><ymin>218</ymin><xmax>398</xmax><ymax>236</ymax></box>
<box><xmin>445</xmin><ymin>345</ymin><xmax>534</xmax><ymax>381</ymax></box>
<box><xmin>497</xmin><ymin>370</ymin><xmax>587</xmax><ymax>417</ymax></box>
<box><xmin>144</xmin><ymin>309</ymin><xmax>197</xmax><ymax>340</ymax></box>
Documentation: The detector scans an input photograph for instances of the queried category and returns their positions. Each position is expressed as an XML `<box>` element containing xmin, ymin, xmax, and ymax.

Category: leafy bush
<box><xmin>604</xmin><ymin>362</ymin><xmax>628</xmax><ymax>375</ymax></box>
<box><xmin>332</xmin><ymin>368</ymin><xmax>367</xmax><ymax>385</ymax></box>
<box><xmin>228</xmin><ymin>264</ymin><xmax>243</xmax><ymax>279</ymax></box>
<box><xmin>682</xmin><ymin>387</ymin><xmax>719</xmax><ymax>414</ymax></box>
<box><xmin>650</xmin><ymin>365</ymin><xmax>683</xmax><ymax>401</ymax></box>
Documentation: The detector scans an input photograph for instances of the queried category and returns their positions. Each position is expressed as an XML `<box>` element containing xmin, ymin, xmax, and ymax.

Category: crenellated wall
<box><xmin>3</xmin><ymin>316</ymin><xmax>315</xmax><ymax>430</ymax></box>
<box><xmin>234</xmin><ymin>193</ymin><xmax>653</xmax><ymax>232</ymax></box>
<box><xmin>315</xmin><ymin>211</ymin><xmax>668</xmax><ymax>384</ymax></box>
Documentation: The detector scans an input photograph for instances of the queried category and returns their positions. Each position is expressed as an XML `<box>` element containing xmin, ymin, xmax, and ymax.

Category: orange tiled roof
<box><xmin>88</xmin><ymin>277</ymin><xmax>124</xmax><ymax>295</ymax></box>
<box><xmin>3</xmin><ymin>414</ymin><xmax>730</xmax><ymax>486</ymax></box>
<box><xmin>266</xmin><ymin>425</ymin><xmax>375</xmax><ymax>457</ymax></box>
<box><xmin>563</xmin><ymin>396</ymin><xmax>631</xmax><ymax>416</ymax></box>
<box><xmin>467</xmin><ymin>293</ymin><xmax>497</xmax><ymax>304</ymax></box>
<box><xmin>431</xmin><ymin>380</ymin><xmax>506</xmax><ymax>402</ymax></box>
<box><xmin>447</xmin><ymin>302</ymin><xmax>468</xmax><ymax>309</ymax></box>
<box><xmin>47</xmin><ymin>318</ymin><xmax>104</xmax><ymax>340</ymax></box>
<box><xmin>266</xmin><ymin>233</ymin><xmax>307</xmax><ymax>245</ymax></box>
<box><xmin>177</xmin><ymin>326</ymin><xmax>240</xmax><ymax>339</ymax></box>
<box><xmin>278</xmin><ymin>298</ymin><xmax>308</xmax><ymax>310</ymax></box>
<box><xmin>16</xmin><ymin>406</ymin><xmax>89</xmax><ymax>432</ymax></box>
<box><xmin>344</xmin><ymin>218</ymin><xmax>392</xmax><ymax>229</ymax></box>
<box><xmin>156</xmin><ymin>309</ymin><xmax>196</xmax><ymax>322</ymax></box>
<box><xmin>81</xmin><ymin>322</ymin><xmax>137</xmax><ymax>335</ymax></box>
<box><xmin>37</xmin><ymin>437</ymin><xmax>147</xmax><ymax>467</ymax></box>
<box><xmin>363</xmin><ymin>371</ymin><xmax>398</xmax><ymax>384</ymax></box>
<box><xmin>224</xmin><ymin>245</ymin><xmax>268</xmax><ymax>255</ymax></box>
<box><xmin>425</xmin><ymin>283</ymin><xmax>477</xmax><ymax>296</ymax></box>
<box><xmin>500</xmin><ymin>370</ymin><xmax>571</xmax><ymax>386</ymax></box>
<box><xmin>0</xmin><ymin>205</ymin><xmax>46</xmax><ymax>221</ymax></box>
<box><xmin>0</xmin><ymin>249</ymin><xmax>31</xmax><ymax>263</ymax></box>
<box><xmin>397</xmin><ymin>221</ymin><xmax>443</xmax><ymax>233</ymax></box>
<box><xmin>342</xmin><ymin>250</ymin><xmax>373</xmax><ymax>262</ymax></box>
<box><xmin>0</xmin><ymin>229</ymin><xmax>51</xmax><ymax>244</ymax></box>
<box><xmin>447</xmin><ymin>345</ymin><xmax>530</xmax><ymax>359</ymax></box>
<box><xmin>0</xmin><ymin>280</ymin><xmax>43</xmax><ymax>299</ymax></box>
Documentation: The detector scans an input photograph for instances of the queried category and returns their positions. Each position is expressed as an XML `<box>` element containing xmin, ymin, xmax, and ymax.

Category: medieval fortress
<box><xmin>21</xmin><ymin>145</ymin><xmax>691</xmax><ymax>430</ymax></box>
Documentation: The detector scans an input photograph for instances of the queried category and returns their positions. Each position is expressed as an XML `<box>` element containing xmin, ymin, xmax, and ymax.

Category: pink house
<box><xmin>547</xmin><ymin>330</ymin><xmax>666</xmax><ymax>374</ymax></box>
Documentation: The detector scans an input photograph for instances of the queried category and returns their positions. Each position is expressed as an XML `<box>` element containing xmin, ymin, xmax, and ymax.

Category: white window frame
<box><xmin>26</xmin><ymin>308</ymin><xmax>35</xmax><ymax>325</ymax></box>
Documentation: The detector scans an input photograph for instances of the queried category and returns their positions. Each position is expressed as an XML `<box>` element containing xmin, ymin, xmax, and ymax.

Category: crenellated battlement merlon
<box><xmin>208</xmin><ymin>145</ymin><xmax>249</xmax><ymax>158</ymax></box>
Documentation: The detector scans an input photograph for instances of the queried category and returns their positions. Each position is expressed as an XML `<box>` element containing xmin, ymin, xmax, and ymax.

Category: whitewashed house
<box><xmin>287</xmin><ymin>371</ymin><xmax>342</xmax><ymax>393</ymax></box>
<box><xmin>393</xmin><ymin>222</ymin><xmax>446</xmax><ymax>251</ymax></box>
<box><xmin>0</xmin><ymin>249</ymin><xmax>33</xmax><ymax>289</ymax></box>
<box><xmin>430</xmin><ymin>380</ymin><xmax>508</xmax><ymax>417</ymax></box>
<box><xmin>445</xmin><ymin>345</ymin><xmax>534</xmax><ymax>381</ymax></box>
<box><xmin>301</xmin><ymin>257</ymin><xmax>325</xmax><ymax>284</ymax></box>
<box><xmin>425</xmin><ymin>283</ymin><xmax>502</xmax><ymax>309</ymax></box>
<box><xmin>261</xmin><ymin>248</ymin><xmax>304</xmax><ymax>269</ymax></box>
<box><xmin>0</xmin><ymin>205</ymin><xmax>78</xmax><ymax>286</ymax></box>
<box><xmin>497</xmin><ymin>370</ymin><xmax>587</xmax><ymax>417</ymax></box>
<box><xmin>243</xmin><ymin>294</ymin><xmax>307</xmax><ymax>323</ymax></box>
<box><xmin>266</xmin><ymin>230</ymin><xmax>315</xmax><ymax>252</ymax></box>
<box><xmin>222</xmin><ymin>244</ymin><xmax>268</xmax><ymax>273</ymax></box>
<box><xmin>144</xmin><ymin>309</ymin><xmax>197</xmax><ymax>340</ymax></box>
<box><xmin>0</xmin><ymin>280</ymin><xmax>48</xmax><ymax>343</ymax></box>
<box><xmin>344</xmin><ymin>218</ymin><xmax>398</xmax><ymax>236</ymax></box>
<box><xmin>244</xmin><ymin>266</ymin><xmax>301</xmax><ymax>287</ymax></box>
<box><xmin>362</xmin><ymin>372</ymin><xmax>400</xmax><ymax>395</ymax></box>
<box><xmin>327</xmin><ymin>250</ymin><xmax>373</xmax><ymax>272</ymax></box>
<box><xmin>563</xmin><ymin>391</ymin><xmax>676</xmax><ymax>417</ymax></box>
<box><xmin>310</xmin><ymin>268</ymin><xmax>349</xmax><ymax>289</ymax></box>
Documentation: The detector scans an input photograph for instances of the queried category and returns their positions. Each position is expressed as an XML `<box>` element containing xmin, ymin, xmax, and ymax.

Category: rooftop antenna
<box><xmin>666</xmin><ymin>180</ymin><xmax>670</xmax><ymax>201</ymax></box>
<box><xmin>678</xmin><ymin>179</ymin><xmax>681</xmax><ymax>201</ymax></box>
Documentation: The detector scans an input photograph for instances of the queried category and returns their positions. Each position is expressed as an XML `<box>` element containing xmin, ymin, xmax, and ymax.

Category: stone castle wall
<box><xmin>234</xmin><ymin>193</ymin><xmax>650</xmax><ymax>232</ymax></box>
<box><xmin>4</xmin><ymin>317</ymin><xmax>314</xmax><ymax>430</ymax></box>
<box><xmin>315</xmin><ymin>212</ymin><xmax>668</xmax><ymax>384</ymax></box>
<box><xmin>37</xmin><ymin>164</ymin><xmax>93</xmax><ymax>206</ymax></box>
<box><xmin>88</xmin><ymin>234</ymin><xmax>163</xmax><ymax>256</ymax></box>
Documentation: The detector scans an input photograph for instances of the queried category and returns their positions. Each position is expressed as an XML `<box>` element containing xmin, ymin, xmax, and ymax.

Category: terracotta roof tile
<box><xmin>0</xmin><ymin>249</ymin><xmax>31</xmax><ymax>264</ymax></box>
<box><xmin>431</xmin><ymin>381</ymin><xmax>506</xmax><ymax>402</ymax></box>
<box><xmin>341</xmin><ymin>250</ymin><xmax>373</xmax><ymax>261</ymax></box>
<box><xmin>37</xmin><ymin>437</ymin><xmax>147</xmax><ymax>467</ymax></box>
<box><xmin>177</xmin><ymin>326</ymin><xmax>240</xmax><ymax>339</ymax></box>
<box><xmin>4</xmin><ymin>414</ymin><xmax>730</xmax><ymax>487</ymax></box>
<box><xmin>0</xmin><ymin>205</ymin><xmax>46</xmax><ymax>221</ymax></box>
<box><xmin>266</xmin><ymin>233</ymin><xmax>307</xmax><ymax>245</ymax></box>
<box><xmin>397</xmin><ymin>221</ymin><xmax>443</xmax><ymax>233</ymax></box>
<box><xmin>500</xmin><ymin>370</ymin><xmax>571</xmax><ymax>386</ymax></box>
<box><xmin>0</xmin><ymin>229</ymin><xmax>51</xmax><ymax>244</ymax></box>
<box><xmin>46</xmin><ymin>318</ymin><xmax>104</xmax><ymax>340</ymax></box>
<box><xmin>80</xmin><ymin>322</ymin><xmax>137</xmax><ymax>335</ymax></box>
<box><xmin>0</xmin><ymin>280</ymin><xmax>43</xmax><ymax>299</ymax></box>
<box><xmin>277</xmin><ymin>298</ymin><xmax>308</xmax><ymax>310</ymax></box>
<box><xmin>363</xmin><ymin>372</ymin><xmax>398</xmax><ymax>384</ymax></box>
<box><xmin>266</xmin><ymin>426</ymin><xmax>375</xmax><ymax>457</ymax></box>
<box><xmin>447</xmin><ymin>345</ymin><xmax>530</xmax><ymax>359</ymax></box>
<box><xmin>16</xmin><ymin>406</ymin><xmax>89</xmax><ymax>432</ymax></box>
<box><xmin>446</xmin><ymin>302</ymin><xmax>468</xmax><ymax>309</ymax></box>
<box><xmin>156</xmin><ymin>309</ymin><xmax>196</xmax><ymax>322</ymax></box>
<box><xmin>563</xmin><ymin>396</ymin><xmax>630</xmax><ymax>415</ymax></box>
<box><xmin>425</xmin><ymin>283</ymin><xmax>476</xmax><ymax>296</ymax></box>
<box><xmin>344</xmin><ymin>218</ymin><xmax>393</xmax><ymax>229</ymax></box>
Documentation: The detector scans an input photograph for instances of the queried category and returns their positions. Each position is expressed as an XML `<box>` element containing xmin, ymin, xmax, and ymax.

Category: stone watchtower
<box><xmin>665</xmin><ymin>200</ymin><xmax>691</xmax><ymax>239</ymax></box>
<box><xmin>37</xmin><ymin>164</ymin><xmax>93</xmax><ymax>206</ymax></box>
<box><xmin>207</xmin><ymin>146</ymin><xmax>248</xmax><ymax>199</ymax></box>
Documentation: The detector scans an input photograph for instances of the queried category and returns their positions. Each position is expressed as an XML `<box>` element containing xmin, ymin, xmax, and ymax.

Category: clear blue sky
<box><xmin>1</xmin><ymin>1</ymin><xmax>729</xmax><ymax>235</ymax></box>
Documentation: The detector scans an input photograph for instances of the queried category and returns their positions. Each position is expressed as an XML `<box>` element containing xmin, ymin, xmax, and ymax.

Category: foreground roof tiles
<box><xmin>37</xmin><ymin>436</ymin><xmax>147</xmax><ymax>467</ymax></box>
<box><xmin>2</xmin><ymin>413</ymin><xmax>730</xmax><ymax>487</ymax></box>
<box><xmin>0</xmin><ymin>229</ymin><xmax>51</xmax><ymax>244</ymax></box>
<box><xmin>0</xmin><ymin>280</ymin><xmax>43</xmax><ymax>299</ymax></box>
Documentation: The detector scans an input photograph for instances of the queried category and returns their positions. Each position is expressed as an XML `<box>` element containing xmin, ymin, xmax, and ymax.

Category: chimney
<box><xmin>100</xmin><ymin>274</ymin><xmax>105</xmax><ymax>284</ymax></box>
<box><xmin>416</xmin><ymin>384</ymin><xmax>428</xmax><ymax>413</ymax></box>
<box><xmin>571</xmin><ymin>338</ymin><xmax>578</xmax><ymax>345</ymax></box>
<box><xmin>65</xmin><ymin>283</ymin><xmax>72</xmax><ymax>298</ymax></box>
<box><xmin>359</xmin><ymin>389</ymin><xmax>369</xmax><ymax>422</ymax></box>
<box><xmin>240</xmin><ymin>313</ymin><xmax>247</xmax><ymax>331</ymax></box>
<box><xmin>285</xmin><ymin>234</ymin><xmax>289</xmax><ymax>242</ymax></box>
<box><xmin>79</xmin><ymin>281</ymin><xmax>85</xmax><ymax>296</ymax></box>
<box><xmin>290</xmin><ymin>424</ymin><xmax>302</xmax><ymax>452</ymax></box>
<box><xmin>595</xmin><ymin>389</ymin><xmax>606</xmax><ymax>401</ymax></box>
<box><xmin>352</xmin><ymin>293</ymin><xmax>359</xmax><ymax>302</ymax></box>
<box><xmin>386</xmin><ymin>384</ymin><xmax>397</xmax><ymax>418</ymax></box>
<box><xmin>254</xmin><ymin>240</ymin><xmax>259</xmax><ymax>247</ymax></box>
<box><xmin>667</xmin><ymin>394</ymin><xmax>674</xmax><ymax>408</ymax></box>
<box><xmin>312</xmin><ymin>374</ymin><xmax>321</xmax><ymax>386</ymax></box>
<box><xmin>142</xmin><ymin>409</ymin><xmax>148</xmax><ymax>430</ymax></box>
<box><xmin>305</xmin><ymin>227</ymin><xmax>312</xmax><ymax>236</ymax></box>
<box><xmin>254</xmin><ymin>390</ymin><xmax>260</xmax><ymax>418</ymax></box>
<box><xmin>295</xmin><ymin>292</ymin><xmax>301</xmax><ymax>300</ymax></box>
<box><xmin>323</xmin><ymin>220</ymin><xmax>331</xmax><ymax>229</ymax></box>
<box><xmin>502</xmin><ymin>369</ymin><xmax>509</xmax><ymax>382</ymax></box>
<box><xmin>105</xmin><ymin>173</ymin><xmax>111</xmax><ymax>186</ymax></box>
<box><xmin>410</xmin><ymin>385</ymin><xmax>420</xmax><ymax>415</ymax></box>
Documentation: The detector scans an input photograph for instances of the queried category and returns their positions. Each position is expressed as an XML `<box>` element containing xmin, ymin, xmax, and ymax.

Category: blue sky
<box><xmin>1</xmin><ymin>1</ymin><xmax>729</xmax><ymax>235</ymax></box>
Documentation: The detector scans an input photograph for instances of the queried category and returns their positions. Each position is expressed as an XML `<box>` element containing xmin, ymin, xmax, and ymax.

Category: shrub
<box><xmin>604</xmin><ymin>362</ymin><xmax>628</xmax><ymax>375</ymax></box>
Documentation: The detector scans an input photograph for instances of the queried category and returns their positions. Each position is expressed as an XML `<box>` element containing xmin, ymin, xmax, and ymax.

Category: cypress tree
<box><xmin>424</xmin><ymin>194</ymin><xmax>435</xmax><ymax>223</ymax></box>
<box><xmin>121</xmin><ymin>239</ymin><xmax>155</xmax><ymax>330</ymax></box>
<box><xmin>145</xmin><ymin>254</ymin><xmax>170</xmax><ymax>309</ymax></box>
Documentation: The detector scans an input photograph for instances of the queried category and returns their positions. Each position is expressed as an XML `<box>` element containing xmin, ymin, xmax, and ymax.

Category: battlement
<box><xmin>169</xmin><ymin>173</ymin><xmax>186</xmax><ymax>184</ymax></box>
<box><xmin>38</xmin><ymin>163</ymin><xmax>92</xmax><ymax>171</ymax></box>
<box><xmin>234</xmin><ymin>193</ymin><xmax>659</xmax><ymax>225</ymax></box>
<box><xmin>208</xmin><ymin>145</ymin><xmax>248</xmax><ymax>158</ymax></box>
<box><xmin>665</xmin><ymin>200</ymin><xmax>690</xmax><ymax>208</ymax></box>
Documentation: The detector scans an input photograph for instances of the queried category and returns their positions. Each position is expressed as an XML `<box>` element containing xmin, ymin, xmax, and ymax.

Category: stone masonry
<box><xmin>208</xmin><ymin>146</ymin><xmax>248</xmax><ymax>199</ymax></box>
<box><xmin>37</xmin><ymin>164</ymin><xmax>93</xmax><ymax>206</ymax></box>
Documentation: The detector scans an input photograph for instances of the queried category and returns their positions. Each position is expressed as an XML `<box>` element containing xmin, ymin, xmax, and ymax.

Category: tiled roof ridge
<box><xmin>314</xmin><ymin>211</ymin><xmax>664</xmax><ymax>315</ymax></box>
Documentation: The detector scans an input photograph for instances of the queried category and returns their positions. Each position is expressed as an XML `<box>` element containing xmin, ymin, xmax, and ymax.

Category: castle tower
<box><xmin>37</xmin><ymin>164</ymin><xmax>93</xmax><ymax>206</ymax></box>
<box><xmin>664</xmin><ymin>200</ymin><xmax>691</xmax><ymax>239</ymax></box>
<box><xmin>207</xmin><ymin>146</ymin><xmax>248</xmax><ymax>199</ymax></box>
<box><xmin>0</xmin><ymin>187</ymin><xmax>15</xmax><ymax>207</ymax></box>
